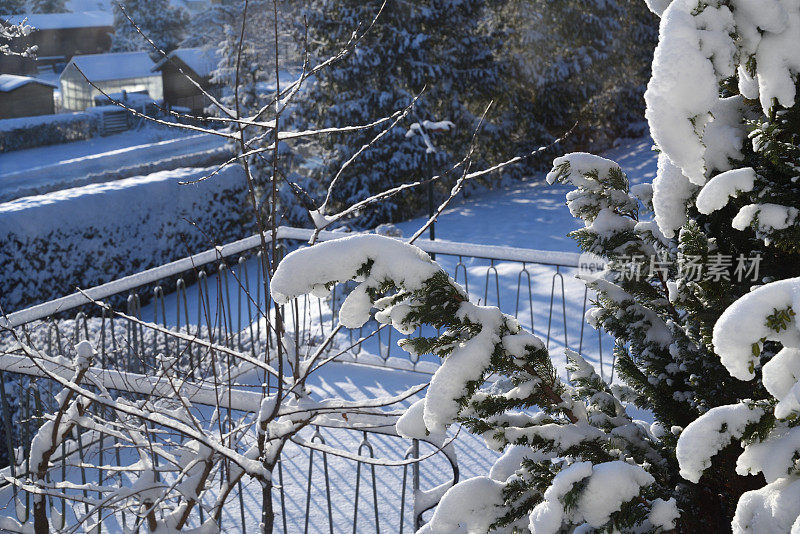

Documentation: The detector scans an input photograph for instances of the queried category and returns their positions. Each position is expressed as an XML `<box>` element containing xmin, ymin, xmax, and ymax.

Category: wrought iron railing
<box><xmin>0</xmin><ymin>353</ymin><xmax>457</xmax><ymax>532</ymax></box>
<box><xmin>0</xmin><ymin>226</ymin><xmax>609</xmax><ymax>532</ymax></box>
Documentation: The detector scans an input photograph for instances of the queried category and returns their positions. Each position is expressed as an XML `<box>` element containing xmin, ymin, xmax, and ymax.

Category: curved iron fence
<box><xmin>0</xmin><ymin>226</ymin><xmax>609</xmax><ymax>532</ymax></box>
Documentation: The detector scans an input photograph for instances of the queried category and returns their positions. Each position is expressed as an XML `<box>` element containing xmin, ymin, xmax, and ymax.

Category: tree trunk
<box><xmin>262</xmin><ymin>477</ymin><xmax>274</xmax><ymax>534</ymax></box>
<box><xmin>33</xmin><ymin>496</ymin><xmax>48</xmax><ymax>534</ymax></box>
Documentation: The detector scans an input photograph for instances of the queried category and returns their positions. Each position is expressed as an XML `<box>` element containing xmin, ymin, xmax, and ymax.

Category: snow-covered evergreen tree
<box><xmin>487</xmin><ymin>0</ymin><xmax>657</xmax><ymax>151</ymax></box>
<box><xmin>180</xmin><ymin>0</ymin><xmax>236</xmax><ymax>49</ymax></box>
<box><xmin>111</xmin><ymin>0</ymin><xmax>188</xmax><ymax>56</ymax></box>
<box><xmin>207</xmin><ymin>0</ymin><xmax>284</xmax><ymax>227</ymax></box>
<box><xmin>30</xmin><ymin>0</ymin><xmax>67</xmax><ymax>14</ymax></box>
<box><xmin>272</xmin><ymin>0</ymin><xmax>800</xmax><ymax>531</ymax></box>
<box><xmin>0</xmin><ymin>0</ymin><xmax>26</xmax><ymax>16</ymax></box>
<box><xmin>211</xmin><ymin>11</ymin><xmax>269</xmax><ymax>113</ymax></box>
<box><xmin>181</xmin><ymin>0</ymin><xmax>266</xmax><ymax>110</ymax></box>
<box><xmin>181</xmin><ymin>0</ymin><xmax>260</xmax><ymax>54</ymax></box>
<box><xmin>291</xmin><ymin>0</ymin><xmax>501</xmax><ymax>229</ymax></box>
<box><xmin>183</xmin><ymin>0</ymin><xmax>307</xmax><ymax>228</ymax></box>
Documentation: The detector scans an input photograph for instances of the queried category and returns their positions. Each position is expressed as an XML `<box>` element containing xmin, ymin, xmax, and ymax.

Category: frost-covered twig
<box><xmin>314</xmin><ymin>121</ymin><xmax>578</xmax><ymax>239</ymax></box>
<box><xmin>315</xmin><ymin>91</ymin><xmax>426</xmax><ymax>223</ymax></box>
<box><xmin>408</xmin><ymin>102</ymin><xmax>492</xmax><ymax>244</ymax></box>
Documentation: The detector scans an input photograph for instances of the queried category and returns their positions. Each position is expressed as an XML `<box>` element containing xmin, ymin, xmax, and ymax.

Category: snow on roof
<box><xmin>65</xmin><ymin>51</ymin><xmax>159</xmax><ymax>82</ymax></box>
<box><xmin>4</xmin><ymin>11</ymin><xmax>113</xmax><ymax>30</ymax></box>
<box><xmin>153</xmin><ymin>48</ymin><xmax>218</xmax><ymax>78</ymax></box>
<box><xmin>0</xmin><ymin>74</ymin><xmax>57</xmax><ymax>92</ymax></box>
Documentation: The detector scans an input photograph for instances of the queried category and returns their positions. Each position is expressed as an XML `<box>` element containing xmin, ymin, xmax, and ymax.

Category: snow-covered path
<box><xmin>0</xmin><ymin>128</ymin><xmax>229</xmax><ymax>202</ymax></box>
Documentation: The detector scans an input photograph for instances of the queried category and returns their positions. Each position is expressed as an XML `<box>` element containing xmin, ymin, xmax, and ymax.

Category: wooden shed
<box><xmin>60</xmin><ymin>51</ymin><xmax>163</xmax><ymax>111</ymax></box>
<box><xmin>3</xmin><ymin>12</ymin><xmax>113</xmax><ymax>68</ymax></box>
<box><xmin>153</xmin><ymin>48</ymin><xmax>218</xmax><ymax>115</ymax></box>
<box><xmin>0</xmin><ymin>74</ymin><xmax>56</xmax><ymax>118</ymax></box>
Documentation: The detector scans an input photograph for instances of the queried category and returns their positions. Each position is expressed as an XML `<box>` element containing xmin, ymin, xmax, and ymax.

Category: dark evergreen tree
<box><xmin>30</xmin><ymin>0</ymin><xmax>67</xmax><ymax>13</ymax></box>
<box><xmin>487</xmin><ymin>0</ymin><xmax>658</xmax><ymax>153</ymax></box>
<box><xmin>111</xmin><ymin>0</ymin><xmax>188</xmax><ymax>56</ymax></box>
<box><xmin>289</xmin><ymin>0</ymin><xmax>502</xmax><ymax>229</ymax></box>
<box><xmin>0</xmin><ymin>0</ymin><xmax>26</xmax><ymax>15</ymax></box>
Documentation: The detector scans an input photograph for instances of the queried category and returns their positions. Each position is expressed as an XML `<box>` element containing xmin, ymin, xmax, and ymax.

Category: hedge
<box><xmin>0</xmin><ymin>112</ymin><xmax>98</xmax><ymax>152</ymax></box>
<box><xmin>0</xmin><ymin>165</ymin><xmax>250</xmax><ymax>312</ymax></box>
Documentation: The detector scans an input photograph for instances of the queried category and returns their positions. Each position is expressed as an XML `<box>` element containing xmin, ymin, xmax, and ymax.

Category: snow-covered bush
<box><xmin>0</xmin><ymin>113</ymin><xmax>98</xmax><ymax>153</ymax></box>
<box><xmin>271</xmin><ymin>0</ymin><xmax>800</xmax><ymax>531</ymax></box>
<box><xmin>0</xmin><ymin>165</ymin><xmax>248</xmax><ymax>312</ymax></box>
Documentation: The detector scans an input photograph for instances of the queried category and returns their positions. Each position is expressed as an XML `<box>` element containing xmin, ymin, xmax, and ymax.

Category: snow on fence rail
<box><xmin>0</xmin><ymin>226</ymin><xmax>609</xmax><ymax>532</ymax></box>
<box><xmin>3</xmin><ymin>225</ymin><xmax>605</xmax><ymax>376</ymax></box>
<box><xmin>4</xmin><ymin>226</ymin><xmax>581</xmax><ymax>326</ymax></box>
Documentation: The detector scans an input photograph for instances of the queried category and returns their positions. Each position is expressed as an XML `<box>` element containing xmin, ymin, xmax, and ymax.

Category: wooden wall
<box><xmin>160</xmin><ymin>60</ymin><xmax>215</xmax><ymax>115</ymax></box>
<box><xmin>0</xmin><ymin>84</ymin><xmax>55</xmax><ymax>119</ymax></box>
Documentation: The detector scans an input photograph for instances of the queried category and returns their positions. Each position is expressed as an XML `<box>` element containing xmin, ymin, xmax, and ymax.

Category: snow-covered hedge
<box><xmin>0</xmin><ymin>112</ymin><xmax>98</xmax><ymax>153</ymax></box>
<box><xmin>0</xmin><ymin>165</ymin><xmax>248</xmax><ymax>312</ymax></box>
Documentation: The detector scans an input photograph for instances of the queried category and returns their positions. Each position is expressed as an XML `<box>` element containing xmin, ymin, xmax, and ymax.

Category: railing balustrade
<box><xmin>0</xmin><ymin>226</ymin><xmax>609</xmax><ymax>532</ymax></box>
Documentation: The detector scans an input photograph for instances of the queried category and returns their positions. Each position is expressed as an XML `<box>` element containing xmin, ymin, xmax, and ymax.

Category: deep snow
<box><xmin>0</xmin><ymin>136</ymin><xmax>658</xmax><ymax>532</ymax></box>
<box><xmin>395</xmin><ymin>136</ymin><xmax>656</xmax><ymax>250</ymax></box>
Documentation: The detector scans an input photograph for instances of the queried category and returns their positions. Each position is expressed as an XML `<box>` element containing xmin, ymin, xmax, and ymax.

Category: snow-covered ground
<box><xmin>387</xmin><ymin>136</ymin><xmax>658</xmax><ymax>376</ymax></box>
<box><xmin>0</xmin><ymin>127</ymin><xmax>187</xmax><ymax>176</ymax></box>
<box><xmin>0</xmin><ymin>136</ymin><xmax>658</xmax><ymax>532</ymax></box>
<box><xmin>395</xmin><ymin>136</ymin><xmax>656</xmax><ymax>251</ymax></box>
<box><xmin>0</xmin><ymin>127</ymin><xmax>229</xmax><ymax>201</ymax></box>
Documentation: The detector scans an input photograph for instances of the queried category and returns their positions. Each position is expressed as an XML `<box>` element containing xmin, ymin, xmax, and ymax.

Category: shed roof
<box><xmin>64</xmin><ymin>51</ymin><xmax>159</xmax><ymax>82</ymax></box>
<box><xmin>153</xmin><ymin>48</ymin><xmax>217</xmax><ymax>78</ymax></box>
<box><xmin>0</xmin><ymin>74</ymin><xmax>57</xmax><ymax>92</ymax></box>
<box><xmin>4</xmin><ymin>11</ymin><xmax>113</xmax><ymax>31</ymax></box>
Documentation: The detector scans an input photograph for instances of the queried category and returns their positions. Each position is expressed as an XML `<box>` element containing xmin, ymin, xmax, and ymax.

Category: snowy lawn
<box><xmin>0</xmin><ymin>126</ymin><xmax>189</xmax><ymax>176</ymax></box>
<box><xmin>392</xmin><ymin>136</ymin><xmax>658</xmax><ymax>376</ymax></box>
<box><xmin>395</xmin><ymin>136</ymin><xmax>656</xmax><ymax>251</ymax></box>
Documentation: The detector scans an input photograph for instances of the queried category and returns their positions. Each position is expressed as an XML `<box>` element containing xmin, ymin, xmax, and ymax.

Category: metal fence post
<box><xmin>412</xmin><ymin>438</ymin><xmax>421</xmax><ymax>531</ymax></box>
